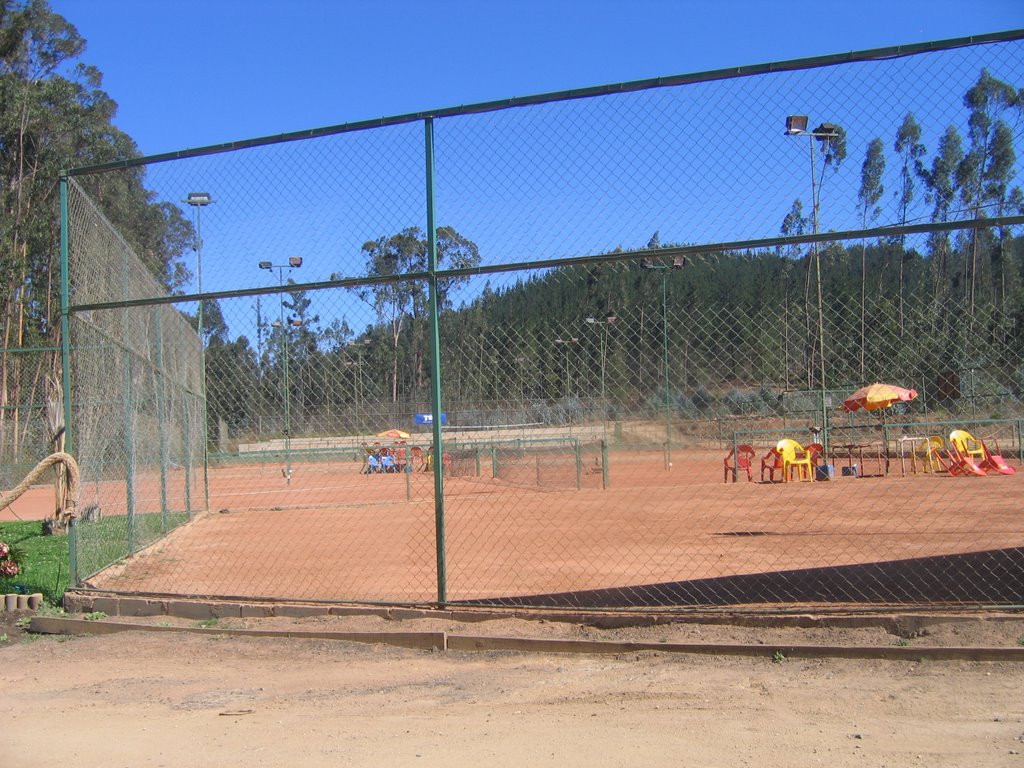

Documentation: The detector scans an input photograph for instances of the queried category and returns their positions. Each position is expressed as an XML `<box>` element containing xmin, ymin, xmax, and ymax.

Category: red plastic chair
<box><xmin>411</xmin><ymin>445</ymin><xmax>425</xmax><ymax>471</ymax></box>
<box><xmin>945</xmin><ymin>440</ymin><xmax>987</xmax><ymax>477</ymax></box>
<box><xmin>724</xmin><ymin>444</ymin><xmax>756</xmax><ymax>483</ymax></box>
<box><xmin>806</xmin><ymin>443</ymin><xmax>825</xmax><ymax>466</ymax></box>
<box><xmin>760</xmin><ymin>447</ymin><xmax>783</xmax><ymax>482</ymax></box>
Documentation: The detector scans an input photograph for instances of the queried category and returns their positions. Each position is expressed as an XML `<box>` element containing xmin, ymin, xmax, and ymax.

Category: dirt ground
<box><xmin>3</xmin><ymin>609</ymin><xmax>1024</xmax><ymax>768</ymax></box>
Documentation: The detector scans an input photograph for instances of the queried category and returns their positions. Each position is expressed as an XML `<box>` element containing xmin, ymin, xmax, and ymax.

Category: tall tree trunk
<box><xmin>860</xmin><ymin>242</ymin><xmax>866</xmax><ymax>379</ymax></box>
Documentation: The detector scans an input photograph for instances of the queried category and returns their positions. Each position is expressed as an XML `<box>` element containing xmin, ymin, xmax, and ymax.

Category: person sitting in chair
<box><xmin>366</xmin><ymin>453</ymin><xmax>382</xmax><ymax>474</ymax></box>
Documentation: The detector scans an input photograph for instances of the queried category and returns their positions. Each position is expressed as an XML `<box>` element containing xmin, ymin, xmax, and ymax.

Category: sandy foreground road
<box><xmin>2</xmin><ymin>614</ymin><xmax>1024</xmax><ymax>768</ymax></box>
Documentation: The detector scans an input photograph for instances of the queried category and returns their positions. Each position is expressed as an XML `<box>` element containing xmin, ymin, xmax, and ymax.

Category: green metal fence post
<box><xmin>574</xmin><ymin>438</ymin><xmax>582</xmax><ymax>490</ymax></box>
<box><xmin>662</xmin><ymin>273</ymin><xmax>672</xmax><ymax>469</ymax></box>
<box><xmin>601</xmin><ymin>439</ymin><xmax>609</xmax><ymax>489</ymax></box>
<box><xmin>183</xmin><ymin>397</ymin><xmax>193</xmax><ymax>517</ymax></box>
<box><xmin>425</xmin><ymin>117</ymin><xmax>447</xmax><ymax>605</ymax></box>
<box><xmin>123</xmin><ymin>354</ymin><xmax>136</xmax><ymax>553</ymax></box>
<box><xmin>121</xmin><ymin>229</ymin><xmax>136</xmax><ymax>553</ymax></box>
<box><xmin>155</xmin><ymin>307</ymin><xmax>169</xmax><ymax>532</ymax></box>
<box><xmin>59</xmin><ymin>175</ymin><xmax>78</xmax><ymax>586</ymax></box>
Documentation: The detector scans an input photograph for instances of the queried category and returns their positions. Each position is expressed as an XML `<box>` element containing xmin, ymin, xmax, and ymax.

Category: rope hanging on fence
<box><xmin>0</xmin><ymin>452</ymin><xmax>80</xmax><ymax>525</ymax></box>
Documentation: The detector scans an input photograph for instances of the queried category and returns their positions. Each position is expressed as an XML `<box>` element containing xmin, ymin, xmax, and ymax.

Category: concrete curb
<box><xmin>60</xmin><ymin>590</ymin><xmax>1024</xmax><ymax>636</ymax></box>
<box><xmin>29</xmin><ymin>616</ymin><xmax>1024</xmax><ymax>662</ymax></box>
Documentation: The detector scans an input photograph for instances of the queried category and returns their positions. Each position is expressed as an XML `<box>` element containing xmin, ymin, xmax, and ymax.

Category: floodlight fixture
<box><xmin>813</xmin><ymin>122</ymin><xmax>839</xmax><ymax>143</ymax></box>
<box><xmin>288</xmin><ymin>256</ymin><xmax>303</xmax><ymax>268</ymax></box>
<box><xmin>671</xmin><ymin>255</ymin><xmax>687</xmax><ymax>269</ymax></box>
<box><xmin>289</xmin><ymin>319</ymin><xmax>303</xmax><ymax>327</ymax></box>
<box><xmin>258</xmin><ymin>261</ymin><xmax>273</xmax><ymax>270</ymax></box>
<box><xmin>186</xmin><ymin>191</ymin><xmax>213</xmax><ymax>207</ymax></box>
<box><xmin>784</xmin><ymin>115</ymin><xmax>808</xmax><ymax>135</ymax></box>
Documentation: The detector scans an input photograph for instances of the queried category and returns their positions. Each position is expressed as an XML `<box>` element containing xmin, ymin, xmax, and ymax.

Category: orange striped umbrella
<box><xmin>376</xmin><ymin>429</ymin><xmax>411</xmax><ymax>440</ymax></box>
<box><xmin>840</xmin><ymin>383</ymin><xmax>918</xmax><ymax>413</ymax></box>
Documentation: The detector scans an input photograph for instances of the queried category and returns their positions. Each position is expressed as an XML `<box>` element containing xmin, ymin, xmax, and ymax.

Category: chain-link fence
<box><xmin>0</xmin><ymin>347</ymin><xmax>60</xmax><ymax>492</ymax></box>
<box><xmin>58</xmin><ymin>30</ymin><xmax>1024</xmax><ymax>609</ymax></box>
<box><xmin>64</xmin><ymin>182</ymin><xmax>205</xmax><ymax>579</ymax></box>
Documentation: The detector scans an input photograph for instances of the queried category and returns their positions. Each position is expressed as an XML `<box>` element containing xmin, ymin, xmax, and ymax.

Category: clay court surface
<box><xmin>4</xmin><ymin>448</ymin><xmax>1014</xmax><ymax>606</ymax></box>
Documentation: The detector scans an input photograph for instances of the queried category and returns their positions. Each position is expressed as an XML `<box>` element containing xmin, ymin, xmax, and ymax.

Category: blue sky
<box><xmin>51</xmin><ymin>0</ymin><xmax>1024</xmax><ymax>157</ymax></box>
<box><xmin>49</xmin><ymin>1</ymin><xmax>1024</xmax><ymax>343</ymax></box>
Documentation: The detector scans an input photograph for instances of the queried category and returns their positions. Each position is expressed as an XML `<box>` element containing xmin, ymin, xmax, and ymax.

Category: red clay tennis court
<box><xmin>57</xmin><ymin>447</ymin><xmax>1022</xmax><ymax>608</ymax></box>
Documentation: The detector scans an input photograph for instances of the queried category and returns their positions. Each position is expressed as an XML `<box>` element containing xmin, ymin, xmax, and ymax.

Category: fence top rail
<box><xmin>62</xmin><ymin>29</ymin><xmax>1024</xmax><ymax>178</ymax></box>
<box><xmin>882</xmin><ymin>417</ymin><xmax>1024</xmax><ymax>433</ymax></box>
<box><xmin>732</xmin><ymin>417</ymin><xmax>1023</xmax><ymax>444</ymax></box>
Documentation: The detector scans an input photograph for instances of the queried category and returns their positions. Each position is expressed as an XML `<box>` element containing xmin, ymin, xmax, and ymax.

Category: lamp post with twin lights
<box><xmin>585</xmin><ymin>314</ymin><xmax>617</xmax><ymax>432</ymax></box>
<box><xmin>185</xmin><ymin>192</ymin><xmax>213</xmax><ymax>504</ymax></box>
<box><xmin>784</xmin><ymin>115</ymin><xmax>841</xmax><ymax>446</ymax></box>
<box><xmin>553</xmin><ymin>336</ymin><xmax>579</xmax><ymax>398</ymax></box>
<box><xmin>640</xmin><ymin>256</ymin><xmax>685</xmax><ymax>469</ymax></box>
<box><xmin>259</xmin><ymin>257</ymin><xmax>303</xmax><ymax>483</ymax></box>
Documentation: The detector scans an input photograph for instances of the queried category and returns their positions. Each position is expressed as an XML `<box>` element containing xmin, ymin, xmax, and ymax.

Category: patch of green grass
<box><xmin>197</xmin><ymin>618</ymin><xmax>219</xmax><ymax>628</ymax></box>
<box><xmin>1016</xmin><ymin>636</ymin><xmax>1024</xmax><ymax>648</ymax></box>
<box><xmin>771</xmin><ymin>650</ymin><xmax>787</xmax><ymax>663</ymax></box>
<box><xmin>0</xmin><ymin>512</ymin><xmax>191</xmax><ymax>606</ymax></box>
<box><xmin>0</xmin><ymin>633</ymin><xmax>8</xmax><ymax>642</ymax></box>
<box><xmin>894</xmin><ymin>639</ymin><xmax>911</xmax><ymax>647</ymax></box>
<box><xmin>15</xmin><ymin>617</ymin><xmax>31</xmax><ymax>628</ymax></box>
<box><xmin>0</xmin><ymin>520</ymin><xmax>70</xmax><ymax>604</ymax></box>
<box><xmin>83</xmin><ymin>611</ymin><xmax>107</xmax><ymax>621</ymax></box>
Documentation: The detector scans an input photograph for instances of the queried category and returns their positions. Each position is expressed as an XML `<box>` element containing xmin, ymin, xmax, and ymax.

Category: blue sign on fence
<box><xmin>414</xmin><ymin>413</ymin><xmax>447</xmax><ymax>426</ymax></box>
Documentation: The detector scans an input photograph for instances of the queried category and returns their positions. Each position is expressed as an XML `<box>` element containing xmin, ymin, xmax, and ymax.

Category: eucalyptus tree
<box><xmin>893</xmin><ymin>114</ymin><xmax>926</xmax><ymax>334</ymax></box>
<box><xmin>857</xmin><ymin>137</ymin><xmax>885</xmax><ymax>372</ymax></box>
<box><xmin>920</xmin><ymin>126</ymin><xmax>965</xmax><ymax>304</ymax></box>
<box><xmin>0</xmin><ymin>2</ymin><xmax>189</xmax><ymax>464</ymax></box>
<box><xmin>360</xmin><ymin>226</ymin><xmax>480</xmax><ymax>401</ymax></box>
<box><xmin>956</xmin><ymin>69</ymin><xmax>1020</xmax><ymax>314</ymax></box>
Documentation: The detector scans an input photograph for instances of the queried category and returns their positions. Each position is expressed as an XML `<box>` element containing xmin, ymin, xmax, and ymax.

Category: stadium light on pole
<box><xmin>185</xmin><ymin>191</ymin><xmax>213</xmax><ymax>507</ymax></box>
<box><xmin>785</xmin><ymin>116</ymin><xmax>840</xmax><ymax>448</ymax></box>
<box><xmin>553</xmin><ymin>336</ymin><xmax>579</xmax><ymax>397</ymax></box>
<box><xmin>343</xmin><ymin>338</ymin><xmax>372</xmax><ymax>422</ymax></box>
<box><xmin>641</xmin><ymin>257</ymin><xmax>684</xmax><ymax>469</ymax></box>
<box><xmin>260</xmin><ymin>257</ymin><xmax>303</xmax><ymax>483</ymax></box>
<box><xmin>585</xmin><ymin>314</ymin><xmax>617</xmax><ymax>426</ymax></box>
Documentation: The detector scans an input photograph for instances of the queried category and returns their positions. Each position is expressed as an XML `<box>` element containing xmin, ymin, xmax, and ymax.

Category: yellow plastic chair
<box><xmin>949</xmin><ymin>430</ymin><xmax>986</xmax><ymax>464</ymax></box>
<box><xmin>915</xmin><ymin>435</ymin><xmax>946</xmax><ymax>473</ymax></box>
<box><xmin>777</xmin><ymin>438</ymin><xmax>814</xmax><ymax>483</ymax></box>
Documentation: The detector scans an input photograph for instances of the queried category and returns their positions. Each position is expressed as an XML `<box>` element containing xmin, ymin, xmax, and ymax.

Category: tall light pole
<box><xmin>185</xmin><ymin>191</ymin><xmax>212</xmax><ymax>507</ymax></box>
<box><xmin>553</xmin><ymin>336</ymin><xmax>579</xmax><ymax>398</ymax></box>
<box><xmin>641</xmin><ymin>257</ymin><xmax>684</xmax><ymax>469</ymax></box>
<box><xmin>585</xmin><ymin>314</ymin><xmax>617</xmax><ymax>436</ymax></box>
<box><xmin>343</xmin><ymin>338</ymin><xmax>371</xmax><ymax>427</ymax></box>
<box><xmin>785</xmin><ymin>116</ymin><xmax>840</xmax><ymax>448</ymax></box>
<box><xmin>259</xmin><ymin>257</ymin><xmax>303</xmax><ymax>483</ymax></box>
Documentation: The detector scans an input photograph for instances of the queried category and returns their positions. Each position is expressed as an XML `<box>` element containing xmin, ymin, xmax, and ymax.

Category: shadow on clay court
<box><xmin>460</xmin><ymin>547</ymin><xmax>1024</xmax><ymax>608</ymax></box>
